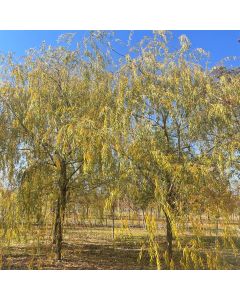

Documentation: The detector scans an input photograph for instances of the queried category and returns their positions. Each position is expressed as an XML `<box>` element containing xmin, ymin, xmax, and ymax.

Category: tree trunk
<box><xmin>165</xmin><ymin>212</ymin><xmax>173</xmax><ymax>263</ymax></box>
<box><xmin>112</xmin><ymin>206</ymin><xmax>115</xmax><ymax>240</ymax></box>
<box><xmin>164</xmin><ymin>174</ymin><xmax>175</xmax><ymax>266</ymax></box>
<box><xmin>53</xmin><ymin>159</ymin><xmax>68</xmax><ymax>261</ymax></box>
<box><xmin>142</xmin><ymin>209</ymin><xmax>146</xmax><ymax>229</ymax></box>
<box><xmin>55</xmin><ymin>198</ymin><xmax>62</xmax><ymax>261</ymax></box>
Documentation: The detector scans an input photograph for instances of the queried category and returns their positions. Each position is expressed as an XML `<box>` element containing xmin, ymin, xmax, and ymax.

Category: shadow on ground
<box><xmin>1</xmin><ymin>226</ymin><xmax>240</xmax><ymax>270</ymax></box>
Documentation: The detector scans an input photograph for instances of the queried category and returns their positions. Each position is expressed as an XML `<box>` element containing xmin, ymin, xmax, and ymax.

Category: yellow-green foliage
<box><xmin>0</xmin><ymin>31</ymin><xmax>239</xmax><ymax>269</ymax></box>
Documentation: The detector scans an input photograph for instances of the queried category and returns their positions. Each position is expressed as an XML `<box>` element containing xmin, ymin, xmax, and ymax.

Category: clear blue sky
<box><xmin>0</xmin><ymin>30</ymin><xmax>240</xmax><ymax>68</ymax></box>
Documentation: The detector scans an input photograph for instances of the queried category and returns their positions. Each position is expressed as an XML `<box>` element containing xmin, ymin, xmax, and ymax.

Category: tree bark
<box><xmin>164</xmin><ymin>211</ymin><xmax>173</xmax><ymax>263</ymax></box>
<box><xmin>112</xmin><ymin>206</ymin><xmax>115</xmax><ymax>240</ymax></box>
<box><xmin>52</xmin><ymin>159</ymin><xmax>68</xmax><ymax>261</ymax></box>
<box><xmin>55</xmin><ymin>198</ymin><xmax>62</xmax><ymax>261</ymax></box>
<box><xmin>142</xmin><ymin>209</ymin><xmax>146</xmax><ymax>229</ymax></box>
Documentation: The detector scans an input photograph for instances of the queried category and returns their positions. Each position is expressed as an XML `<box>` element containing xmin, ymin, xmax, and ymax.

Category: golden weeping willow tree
<box><xmin>0</xmin><ymin>31</ymin><xmax>239</xmax><ymax>269</ymax></box>
<box><xmin>0</xmin><ymin>32</ymin><xmax>119</xmax><ymax>261</ymax></box>
<box><xmin>111</xmin><ymin>31</ymin><xmax>240</xmax><ymax>269</ymax></box>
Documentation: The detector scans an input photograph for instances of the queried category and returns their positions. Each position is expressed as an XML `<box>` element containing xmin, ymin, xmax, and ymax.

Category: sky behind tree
<box><xmin>0</xmin><ymin>30</ymin><xmax>240</xmax><ymax>68</ymax></box>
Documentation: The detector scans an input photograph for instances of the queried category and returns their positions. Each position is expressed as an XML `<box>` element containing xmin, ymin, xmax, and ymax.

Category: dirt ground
<box><xmin>0</xmin><ymin>226</ymin><xmax>155</xmax><ymax>270</ymax></box>
<box><xmin>0</xmin><ymin>225</ymin><xmax>240</xmax><ymax>270</ymax></box>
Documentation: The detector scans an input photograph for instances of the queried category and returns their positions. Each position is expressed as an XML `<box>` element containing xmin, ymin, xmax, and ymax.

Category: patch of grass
<box><xmin>0</xmin><ymin>224</ymin><xmax>239</xmax><ymax>270</ymax></box>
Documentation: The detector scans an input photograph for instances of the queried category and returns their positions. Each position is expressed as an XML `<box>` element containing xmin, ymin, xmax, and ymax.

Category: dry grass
<box><xmin>0</xmin><ymin>223</ymin><xmax>239</xmax><ymax>270</ymax></box>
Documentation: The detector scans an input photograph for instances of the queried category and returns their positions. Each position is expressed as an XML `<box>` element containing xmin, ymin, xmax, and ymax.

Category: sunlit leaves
<box><xmin>0</xmin><ymin>31</ymin><xmax>239</xmax><ymax>269</ymax></box>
